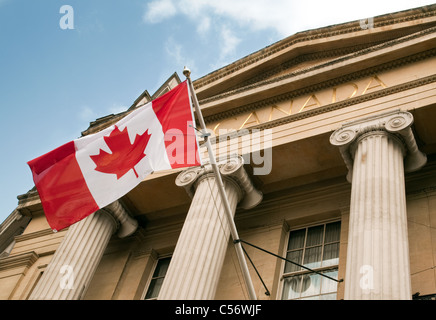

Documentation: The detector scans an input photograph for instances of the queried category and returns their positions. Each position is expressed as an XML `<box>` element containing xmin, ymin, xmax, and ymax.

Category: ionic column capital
<box><xmin>101</xmin><ymin>200</ymin><xmax>138</xmax><ymax>238</ymax></box>
<box><xmin>175</xmin><ymin>156</ymin><xmax>263</xmax><ymax>210</ymax></box>
<box><xmin>330</xmin><ymin>110</ymin><xmax>427</xmax><ymax>182</ymax></box>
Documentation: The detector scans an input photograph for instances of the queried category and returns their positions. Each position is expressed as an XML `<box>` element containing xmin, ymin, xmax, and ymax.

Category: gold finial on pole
<box><xmin>183</xmin><ymin>66</ymin><xmax>191</xmax><ymax>79</ymax></box>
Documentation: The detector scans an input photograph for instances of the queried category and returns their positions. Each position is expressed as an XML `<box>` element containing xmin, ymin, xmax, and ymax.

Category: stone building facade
<box><xmin>1</xmin><ymin>4</ymin><xmax>436</xmax><ymax>300</ymax></box>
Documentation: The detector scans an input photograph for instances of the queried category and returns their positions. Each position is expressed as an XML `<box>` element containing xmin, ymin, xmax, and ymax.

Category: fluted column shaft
<box><xmin>330</xmin><ymin>111</ymin><xmax>426</xmax><ymax>300</ymax></box>
<box><xmin>29</xmin><ymin>201</ymin><xmax>137</xmax><ymax>300</ymax></box>
<box><xmin>348</xmin><ymin>131</ymin><xmax>409</xmax><ymax>299</ymax></box>
<box><xmin>158</xmin><ymin>174</ymin><xmax>239</xmax><ymax>299</ymax></box>
<box><xmin>158</xmin><ymin>156</ymin><xmax>262</xmax><ymax>300</ymax></box>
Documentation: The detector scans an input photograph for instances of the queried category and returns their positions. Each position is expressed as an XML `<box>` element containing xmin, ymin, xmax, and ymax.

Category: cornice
<box><xmin>258</xmin><ymin>74</ymin><xmax>436</xmax><ymax>130</ymax></box>
<box><xmin>14</xmin><ymin>228</ymin><xmax>66</xmax><ymax>243</ymax></box>
<box><xmin>193</xmin><ymin>4</ymin><xmax>436</xmax><ymax>90</ymax></box>
<box><xmin>131</xmin><ymin>246</ymin><xmax>158</xmax><ymax>260</ymax></box>
<box><xmin>225</xmin><ymin>40</ymin><xmax>386</xmax><ymax>92</ymax></box>
<box><xmin>207</xmin><ymin>73</ymin><xmax>436</xmax><ymax>147</ymax></box>
<box><xmin>16</xmin><ymin>189</ymin><xmax>42</xmax><ymax>217</ymax></box>
<box><xmin>202</xmin><ymin>45</ymin><xmax>436</xmax><ymax>125</ymax></box>
<box><xmin>81</xmin><ymin>112</ymin><xmax>127</xmax><ymax>136</ymax></box>
<box><xmin>200</xmin><ymin>26</ymin><xmax>436</xmax><ymax>118</ymax></box>
<box><xmin>0</xmin><ymin>209</ymin><xmax>26</xmax><ymax>236</ymax></box>
<box><xmin>405</xmin><ymin>155</ymin><xmax>436</xmax><ymax>197</ymax></box>
<box><xmin>0</xmin><ymin>251</ymin><xmax>39</xmax><ymax>270</ymax></box>
<box><xmin>407</xmin><ymin>185</ymin><xmax>436</xmax><ymax>197</ymax></box>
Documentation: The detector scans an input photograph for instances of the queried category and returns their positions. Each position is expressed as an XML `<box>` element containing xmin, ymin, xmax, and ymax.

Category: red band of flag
<box><xmin>28</xmin><ymin>81</ymin><xmax>201</xmax><ymax>231</ymax></box>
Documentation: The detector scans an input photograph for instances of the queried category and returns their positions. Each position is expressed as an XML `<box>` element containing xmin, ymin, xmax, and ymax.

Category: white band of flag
<box><xmin>28</xmin><ymin>81</ymin><xmax>201</xmax><ymax>231</ymax></box>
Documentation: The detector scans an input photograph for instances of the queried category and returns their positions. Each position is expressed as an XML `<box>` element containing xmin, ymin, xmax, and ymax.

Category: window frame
<box><xmin>142</xmin><ymin>254</ymin><xmax>172</xmax><ymax>300</ymax></box>
<box><xmin>279</xmin><ymin>219</ymin><xmax>341</xmax><ymax>300</ymax></box>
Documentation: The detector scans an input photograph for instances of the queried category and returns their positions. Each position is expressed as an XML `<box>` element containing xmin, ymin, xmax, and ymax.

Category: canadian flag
<box><xmin>28</xmin><ymin>81</ymin><xmax>201</xmax><ymax>231</ymax></box>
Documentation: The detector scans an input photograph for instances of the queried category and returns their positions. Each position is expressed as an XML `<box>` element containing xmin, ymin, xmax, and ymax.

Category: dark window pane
<box><xmin>145</xmin><ymin>257</ymin><xmax>172</xmax><ymax>299</ymax></box>
<box><xmin>287</xmin><ymin>229</ymin><xmax>305</xmax><ymax>250</ymax></box>
<box><xmin>153</xmin><ymin>257</ymin><xmax>171</xmax><ymax>277</ymax></box>
<box><xmin>325</xmin><ymin>222</ymin><xmax>341</xmax><ymax>243</ymax></box>
<box><xmin>284</xmin><ymin>250</ymin><xmax>303</xmax><ymax>273</ymax></box>
<box><xmin>145</xmin><ymin>278</ymin><xmax>164</xmax><ymax>299</ymax></box>
<box><xmin>306</xmin><ymin>225</ymin><xmax>323</xmax><ymax>246</ymax></box>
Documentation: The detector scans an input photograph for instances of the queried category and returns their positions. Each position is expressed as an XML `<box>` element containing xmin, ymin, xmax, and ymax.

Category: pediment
<box><xmin>218</xmin><ymin>41</ymin><xmax>386</xmax><ymax>93</ymax></box>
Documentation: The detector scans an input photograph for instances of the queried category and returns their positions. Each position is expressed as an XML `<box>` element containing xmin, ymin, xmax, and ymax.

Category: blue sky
<box><xmin>0</xmin><ymin>0</ymin><xmax>434</xmax><ymax>225</ymax></box>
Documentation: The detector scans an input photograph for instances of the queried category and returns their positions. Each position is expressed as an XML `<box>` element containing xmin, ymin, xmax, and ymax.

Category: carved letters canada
<box><xmin>208</xmin><ymin>75</ymin><xmax>387</xmax><ymax>135</ymax></box>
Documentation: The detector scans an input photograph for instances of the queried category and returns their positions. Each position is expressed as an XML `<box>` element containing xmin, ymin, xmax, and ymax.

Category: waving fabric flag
<box><xmin>28</xmin><ymin>81</ymin><xmax>201</xmax><ymax>231</ymax></box>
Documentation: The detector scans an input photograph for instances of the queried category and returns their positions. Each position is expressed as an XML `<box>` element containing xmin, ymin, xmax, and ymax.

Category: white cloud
<box><xmin>143</xmin><ymin>0</ymin><xmax>436</xmax><ymax>36</ymax></box>
<box><xmin>143</xmin><ymin>0</ymin><xmax>436</xmax><ymax>75</ymax></box>
<box><xmin>144</xmin><ymin>0</ymin><xmax>297</xmax><ymax>36</ymax></box>
<box><xmin>143</xmin><ymin>0</ymin><xmax>177</xmax><ymax>23</ymax></box>
<box><xmin>79</xmin><ymin>106</ymin><xmax>97</xmax><ymax>122</ymax></box>
<box><xmin>219</xmin><ymin>25</ymin><xmax>241</xmax><ymax>60</ymax></box>
<box><xmin>203</xmin><ymin>25</ymin><xmax>242</xmax><ymax>71</ymax></box>
<box><xmin>196</xmin><ymin>16</ymin><xmax>211</xmax><ymax>35</ymax></box>
<box><xmin>199</xmin><ymin>0</ymin><xmax>297</xmax><ymax>36</ymax></box>
<box><xmin>142</xmin><ymin>0</ymin><xmax>297</xmax><ymax>74</ymax></box>
<box><xmin>164</xmin><ymin>37</ymin><xmax>197</xmax><ymax>72</ymax></box>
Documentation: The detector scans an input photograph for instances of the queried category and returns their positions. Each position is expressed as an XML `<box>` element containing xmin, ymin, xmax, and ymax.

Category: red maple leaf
<box><xmin>90</xmin><ymin>125</ymin><xmax>151</xmax><ymax>179</ymax></box>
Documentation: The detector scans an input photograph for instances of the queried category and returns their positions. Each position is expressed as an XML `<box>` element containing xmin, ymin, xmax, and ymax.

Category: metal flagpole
<box><xmin>183</xmin><ymin>67</ymin><xmax>258</xmax><ymax>300</ymax></box>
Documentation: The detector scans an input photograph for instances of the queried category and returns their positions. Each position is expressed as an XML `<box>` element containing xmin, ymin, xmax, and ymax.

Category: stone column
<box><xmin>158</xmin><ymin>156</ymin><xmax>262</xmax><ymax>300</ymax></box>
<box><xmin>29</xmin><ymin>201</ymin><xmax>137</xmax><ymax>300</ymax></box>
<box><xmin>330</xmin><ymin>111</ymin><xmax>426</xmax><ymax>300</ymax></box>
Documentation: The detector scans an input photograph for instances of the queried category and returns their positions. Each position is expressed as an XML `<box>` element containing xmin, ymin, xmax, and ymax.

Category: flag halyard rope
<box><xmin>234</xmin><ymin>239</ymin><xmax>343</xmax><ymax>284</ymax></box>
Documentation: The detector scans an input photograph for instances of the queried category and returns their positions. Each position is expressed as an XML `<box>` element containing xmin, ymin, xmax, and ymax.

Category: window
<box><xmin>281</xmin><ymin>221</ymin><xmax>341</xmax><ymax>300</ymax></box>
<box><xmin>144</xmin><ymin>256</ymin><xmax>171</xmax><ymax>300</ymax></box>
